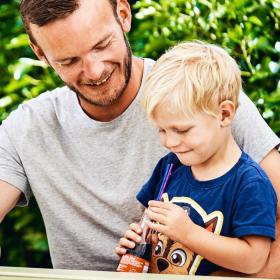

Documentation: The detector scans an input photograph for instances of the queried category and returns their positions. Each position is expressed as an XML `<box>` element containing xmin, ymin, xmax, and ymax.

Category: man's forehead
<box><xmin>29</xmin><ymin>0</ymin><xmax>116</xmax><ymax>55</ymax></box>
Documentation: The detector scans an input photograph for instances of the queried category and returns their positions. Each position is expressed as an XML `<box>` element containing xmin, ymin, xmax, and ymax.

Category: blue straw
<box><xmin>156</xmin><ymin>163</ymin><xmax>174</xmax><ymax>201</ymax></box>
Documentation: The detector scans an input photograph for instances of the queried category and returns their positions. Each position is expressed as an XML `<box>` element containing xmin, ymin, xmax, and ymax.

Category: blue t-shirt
<box><xmin>137</xmin><ymin>152</ymin><xmax>277</xmax><ymax>275</ymax></box>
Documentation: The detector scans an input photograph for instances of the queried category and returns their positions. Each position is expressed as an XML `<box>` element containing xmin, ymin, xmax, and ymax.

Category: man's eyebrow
<box><xmin>54</xmin><ymin>34</ymin><xmax>112</xmax><ymax>63</ymax></box>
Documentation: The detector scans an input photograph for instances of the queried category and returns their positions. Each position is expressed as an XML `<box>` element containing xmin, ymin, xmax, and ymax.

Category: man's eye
<box><xmin>59</xmin><ymin>59</ymin><xmax>77</xmax><ymax>67</ymax></box>
<box><xmin>96</xmin><ymin>41</ymin><xmax>111</xmax><ymax>51</ymax></box>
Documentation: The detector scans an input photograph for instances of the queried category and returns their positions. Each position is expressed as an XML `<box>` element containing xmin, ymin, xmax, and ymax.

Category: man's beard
<box><xmin>67</xmin><ymin>34</ymin><xmax>132</xmax><ymax>107</ymax></box>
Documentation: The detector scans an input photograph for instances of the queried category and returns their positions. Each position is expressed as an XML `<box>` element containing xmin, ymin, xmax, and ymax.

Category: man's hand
<box><xmin>257</xmin><ymin>148</ymin><xmax>280</xmax><ymax>278</ymax></box>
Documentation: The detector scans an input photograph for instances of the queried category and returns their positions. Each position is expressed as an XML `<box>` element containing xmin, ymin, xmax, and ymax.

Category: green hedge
<box><xmin>0</xmin><ymin>0</ymin><xmax>279</xmax><ymax>268</ymax></box>
<box><xmin>130</xmin><ymin>0</ymin><xmax>280</xmax><ymax>133</ymax></box>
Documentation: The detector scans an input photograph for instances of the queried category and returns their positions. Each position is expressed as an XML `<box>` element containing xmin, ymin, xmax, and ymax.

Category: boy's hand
<box><xmin>115</xmin><ymin>223</ymin><xmax>142</xmax><ymax>257</ymax></box>
<box><xmin>146</xmin><ymin>200</ymin><xmax>195</xmax><ymax>244</ymax></box>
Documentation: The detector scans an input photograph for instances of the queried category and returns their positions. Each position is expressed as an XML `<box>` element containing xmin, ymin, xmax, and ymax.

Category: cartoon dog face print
<box><xmin>149</xmin><ymin>232</ymin><xmax>195</xmax><ymax>274</ymax></box>
<box><xmin>148</xmin><ymin>193</ymin><xmax>224</xmax><ymax>275</ymax></box>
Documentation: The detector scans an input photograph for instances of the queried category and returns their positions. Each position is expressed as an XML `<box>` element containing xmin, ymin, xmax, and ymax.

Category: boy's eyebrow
<box><xmin>170</xmin><ymin>124</ymin><xmax>193</xmax><ymax>130</ymax></box>
<box><xmin>54</xmin><ymin>34</ymin><xmax>112</xmax><ymax>63</ymax></box>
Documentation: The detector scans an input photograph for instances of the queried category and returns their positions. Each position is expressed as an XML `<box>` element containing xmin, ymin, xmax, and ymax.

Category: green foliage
<box><xmin>0</xmin><ymin>0</ymin><xmax>279</xmax><ymax>269</ymax></box>
<box><xmin>0</xmin><ymin>0</ymin><xmax>62</xmax><ymax>123</ymax></box>
<box><xmin>0</xmin><ymin>0</ymin><xmax>57</xmax><ymax>268</ymax></box>
<box><xmin>0</xmin><ymin>198</ymin><xmax>51</xmax><ymax>267</ymax></box>
<box><xmin>130</xmin><ymin>0</ymin><xmax>280</xmax><ymax>134</ymax></box>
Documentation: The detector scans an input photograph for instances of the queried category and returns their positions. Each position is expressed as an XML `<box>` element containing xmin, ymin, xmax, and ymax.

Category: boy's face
<box><xmin>153</xmin><ymin>105</ymin><xmax>227</xmax><ymax>167</ymax></box>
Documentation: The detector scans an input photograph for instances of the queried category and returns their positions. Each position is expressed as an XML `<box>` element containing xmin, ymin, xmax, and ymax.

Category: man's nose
<box><xmin>82</xmin><ymin>53</ymin><xmax>105</xmax><ymax>81</ymax></box>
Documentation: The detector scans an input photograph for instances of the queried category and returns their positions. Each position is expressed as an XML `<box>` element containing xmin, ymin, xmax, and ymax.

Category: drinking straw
<box><xmin>156</xmin><ymin>163</ymin><xmax>174</xmax><ymax>201</ymax></box>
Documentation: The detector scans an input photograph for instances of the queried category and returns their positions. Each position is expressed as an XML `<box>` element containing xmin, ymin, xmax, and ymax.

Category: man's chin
<box><xmin>67</xmin><ymin>84</ymin><xmax>123</xmax><ymax>107</ymax></box>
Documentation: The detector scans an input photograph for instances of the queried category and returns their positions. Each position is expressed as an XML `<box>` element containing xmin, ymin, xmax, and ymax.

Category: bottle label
<box><xmin>117</xmin><ymin>254</ymin><xmax>150</xmax><ymax>273</ymax></box>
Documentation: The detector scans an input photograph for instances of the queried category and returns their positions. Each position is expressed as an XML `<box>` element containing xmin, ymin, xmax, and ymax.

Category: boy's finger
<box><xmin>129</xmin><ymin>222</ymin><xmax>142</xmax><ymax>234</ymax></box>
<box><xmin>148</xmin><ymin>200</ymin><xmax>164</xmax><ymax>206</ymax></box>
<box><xmin>147</xmin><ymin>221</ymin><xmax>166</xmax><ymax>235</ymax></box>
<box><xmin>148</xmin><ymin>206</ymin><xmax>169</xmax><ymax>216</ymax></box>
<box><xmin>115</xmin><ymin>246</ymin><xmax>127</xmax><ymax>256</ymax></box>
<box><xmin>146</xmin><ymin>209</ymin><xmax>166</xmax><ymax>225</ymax></box>
<box><xmin>148</xmin><ymin>200</ymin><xmax>171</xmax><ymax>209</ymax></box>
<box><xmin>119</xmin><ymin>237</ymin><xmax>136</xmax><ymax>249</ymax></box>
<box><xmin>124</xmin><ymin>229</ymin><xmax>142</xmax><ymax>243</ymax></box>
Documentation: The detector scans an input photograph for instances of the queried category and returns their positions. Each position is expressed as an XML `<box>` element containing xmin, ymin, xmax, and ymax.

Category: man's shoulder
<box><xmin>23</xmin><ymin>85</ymin><xmax>71</xmax><ymax>107</ymax></box>
<box><xmin>1</xmin><ymin>86</ymin><xmax>73</xmax><ymax>129</ymax></box>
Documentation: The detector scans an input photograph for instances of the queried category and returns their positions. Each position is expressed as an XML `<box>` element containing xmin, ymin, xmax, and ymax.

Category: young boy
<box><xmin>115</xmin><ymin>41</ymin><xmax>277</xmax><ymax>275</ymax></box>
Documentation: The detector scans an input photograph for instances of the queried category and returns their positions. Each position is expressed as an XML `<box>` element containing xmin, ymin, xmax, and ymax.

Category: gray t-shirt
<box><xmin>0</xmin><ymin>58</ymin><xmax>279</xmax><ymax>271</ymax></box>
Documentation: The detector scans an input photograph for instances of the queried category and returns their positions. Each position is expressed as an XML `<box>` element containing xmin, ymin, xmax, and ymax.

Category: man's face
<box><xmin>30</xmin><ymin>0</ymin><xmax>132</xmax><ymax>107</ymax></box>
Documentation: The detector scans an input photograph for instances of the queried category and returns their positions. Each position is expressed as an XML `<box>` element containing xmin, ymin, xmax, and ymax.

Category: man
<box><xmin>0</xmin><ymin>0</ymin><xmax>279</xmax><ymax>276</ymax></box>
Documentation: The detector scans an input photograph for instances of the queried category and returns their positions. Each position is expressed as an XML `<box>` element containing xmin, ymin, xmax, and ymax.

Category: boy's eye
<box><xmin>158</xmin><ymin>128</ymin><xmax>165</xmax><ymax>134</ymax></box>
<box><xmin>175</xmin><ymin>128</ymin><xmax>191</xmax><ymax>134</ymax></box>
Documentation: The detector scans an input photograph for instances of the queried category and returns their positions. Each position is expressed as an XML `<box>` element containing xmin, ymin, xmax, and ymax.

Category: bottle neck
<box><xmin>140</xmin><ymin>213</ymin><xmax>152</xmax><ymax>243</ymax></box>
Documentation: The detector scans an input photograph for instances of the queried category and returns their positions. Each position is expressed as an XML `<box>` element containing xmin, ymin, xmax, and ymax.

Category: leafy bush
<box><xmin>0</xmin><ymin>0</ymin><xmax>279</xmax><ymax>268</ymax></box>
<box><xmin>130</xmin><ymin>0</ymin><xmax>280</xmax><ymax>134</ymax></box>
<box><xmin>0</xmin><ymin>1</ymin><xmax>62</xmax><ymax>122</ymax></box>
<box><xmin>0</xmin><ymin>0</ymin><xmax>56</xmax><ymax>268</ymax></box>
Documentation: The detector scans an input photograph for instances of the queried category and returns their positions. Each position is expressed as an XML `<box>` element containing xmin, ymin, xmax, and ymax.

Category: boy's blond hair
<box><xmin>142</xmin><ymin>41</ymin><xmax>241</xmax><ymax>119</ymax></box>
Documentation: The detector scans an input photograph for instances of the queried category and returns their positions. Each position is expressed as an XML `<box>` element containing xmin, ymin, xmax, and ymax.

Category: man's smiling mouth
<box><xmin>82</xmin><ymin>72</ymin><xmax>112</xmax><ymax>87</ymax></box>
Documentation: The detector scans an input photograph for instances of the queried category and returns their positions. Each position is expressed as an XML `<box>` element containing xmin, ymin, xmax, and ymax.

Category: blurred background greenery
<box><xmin>0</xmin><ymin>0</ymin><xmax>280</xmax><ymax>268</ymax></box>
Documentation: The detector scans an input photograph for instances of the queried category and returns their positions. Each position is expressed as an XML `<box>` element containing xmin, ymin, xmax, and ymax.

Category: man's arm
<box><xmin>0</xmin><ymin>180</ymin><xmax>21</xmax><ymax>222</ymax></box>
<box><xmin>255</xmin><ymin>148</ymin><xmax>280</xmax><ymax>278</ymax></box>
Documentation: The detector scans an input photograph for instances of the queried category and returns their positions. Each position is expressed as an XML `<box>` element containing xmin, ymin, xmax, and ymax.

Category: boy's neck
<box><xmin>191</xmin><ymin>133</ymin><xmax>242</xmax><ymax>181</ymax></box>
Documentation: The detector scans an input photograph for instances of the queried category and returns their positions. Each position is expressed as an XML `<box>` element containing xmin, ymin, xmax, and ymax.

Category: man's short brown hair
<box><xmin>20</xmin><ymin>0</ymin><xmax>118</xmax><ymax>43</ymax></box>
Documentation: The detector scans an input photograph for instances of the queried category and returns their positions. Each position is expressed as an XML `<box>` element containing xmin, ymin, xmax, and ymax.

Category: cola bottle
<box><xmin>117</xmin><ymin>213</ymin><xmax>152</xmax><ymax>273</ymax></box>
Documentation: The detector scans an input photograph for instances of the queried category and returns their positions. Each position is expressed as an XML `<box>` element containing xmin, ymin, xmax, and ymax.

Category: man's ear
<box><xmin>116</xmin><ymin>0</ymin><xmax>132</xmax><ymax>33</ymax></box>
<box><xmin>30</xmin><ymin>42</ymin><xmax>49</xmax><ymax>66</ymax></box>
<box><xmin>218</xmin><ymin>100</ymin><xmax>236</xmax><ymax>127</ymax></box>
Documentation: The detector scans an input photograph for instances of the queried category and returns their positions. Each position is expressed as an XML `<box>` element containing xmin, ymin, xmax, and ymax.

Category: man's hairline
<box><xmin>26</xmin><ymin>0</ymin><xmax>119</xmax><ymax>45</ymax></box>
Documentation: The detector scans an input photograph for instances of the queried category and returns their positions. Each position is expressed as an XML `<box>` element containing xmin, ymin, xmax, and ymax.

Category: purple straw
<box><xmin>156</xmin><ymin>163</ymin><xmax>174</xmax><ymax>200</ymax></box>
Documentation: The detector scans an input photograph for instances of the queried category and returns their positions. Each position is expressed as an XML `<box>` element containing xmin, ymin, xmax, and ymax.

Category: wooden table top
<box><xmin>0</xmin><ymin>266</ymin><xmax>271</xmax><ymax>280</ymax></box>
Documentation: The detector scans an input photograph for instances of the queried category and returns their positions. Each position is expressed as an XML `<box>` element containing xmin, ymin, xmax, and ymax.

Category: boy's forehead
<box><xmin>153</xmin><ymin>105</ymin><xmax>194</xmax><ymax>127</ymax></box>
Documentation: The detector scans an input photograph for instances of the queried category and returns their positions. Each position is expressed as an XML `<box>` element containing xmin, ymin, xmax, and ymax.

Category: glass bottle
<box><xmin>117</xmin><ymin>213</ymin><xmax>152</xmax><ymax>273</ymax></box>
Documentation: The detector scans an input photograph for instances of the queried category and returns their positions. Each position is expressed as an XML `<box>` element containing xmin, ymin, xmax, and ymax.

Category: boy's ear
<box><xmin>30</xmin><ymin>42</ymin><xmax>50</xmax><ymax>66</ymax></box>
<box><xmin>218</xmin><ymin>100</ymin><xmax>236</xmax><ymax>127</ymax></box>
<box><xmin>116</xmin><ymin>0</ymin><xmax>132</xmax><ymax>33</ymax></box>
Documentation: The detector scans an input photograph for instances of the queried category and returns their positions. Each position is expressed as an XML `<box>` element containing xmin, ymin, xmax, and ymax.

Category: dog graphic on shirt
<box><xmin>149</xmin><ymin>194</ymin><xmax>223</xmax><ymax>275</ymax></box>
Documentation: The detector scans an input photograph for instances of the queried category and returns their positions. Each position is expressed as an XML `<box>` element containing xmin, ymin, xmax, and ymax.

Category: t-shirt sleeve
<box><xmin>136</xmin><ymin>157</ymin><xmax>166</xmax><ymax>208</ymax></box>
<box><xmin>232</xmin><ymin>91</ymin><xmax>280</xmax><ymax>163</ymax></box>
<box><xmin>0</xmin><ymin>121</ymin><xmax>31</xmax><ymax>206</ymax></box>
<box><xmin>137</xmin><ymin>153</ymin><xmax>178</xmax><ymax>207</ymax></box>
<box><xmin>232</xmin><ymin>175</ymin><xmax>277</xmax><ymax>240</ymax></box>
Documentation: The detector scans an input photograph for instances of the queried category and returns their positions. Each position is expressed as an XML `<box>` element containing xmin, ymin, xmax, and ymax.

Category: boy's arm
<box><xmin>147</xmin><ymin>201</ymin><xmax>271</xmax><ymax>274</ymax></box>
<box><xmin>0</xmin><ymin>180</ymin><xmax>21</xmax><ymax>222</ymax></box>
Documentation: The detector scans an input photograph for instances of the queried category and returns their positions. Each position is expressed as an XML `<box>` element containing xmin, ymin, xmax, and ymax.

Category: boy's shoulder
<box><xmin>237</xmin><ymin>152</ymin><xmax>269</xmax><ymax>181</ymax></box>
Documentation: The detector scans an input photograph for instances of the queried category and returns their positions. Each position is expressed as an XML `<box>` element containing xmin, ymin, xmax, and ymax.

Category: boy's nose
<box><xmin>164</xmin><ymin>133</ymin><xmax>181</xmax><ymax>149</ymax></box>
